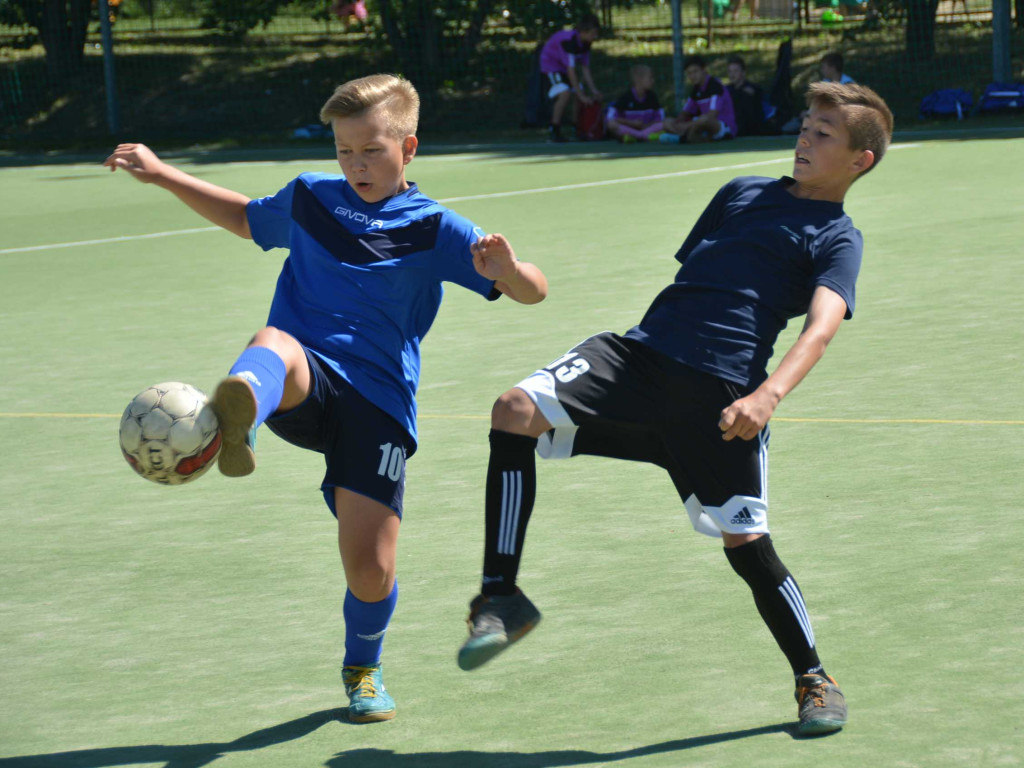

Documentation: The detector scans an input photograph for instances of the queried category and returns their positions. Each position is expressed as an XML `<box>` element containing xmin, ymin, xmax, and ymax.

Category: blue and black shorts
<box><xmin>265</xmin><ymin>348</ymin><xmax>412</xmax><ymax>518</ymax></box>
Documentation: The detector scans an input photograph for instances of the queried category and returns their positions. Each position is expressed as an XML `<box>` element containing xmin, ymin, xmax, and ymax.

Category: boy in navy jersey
<box><xmin>104</xmin><ymin>74</ymin><xmax>548</xmax><ymax>724</ymax></box>
<box><xmin>457</xmin><ymin>82</ymin><xmax>892</xmax><ymax>736</ymax></box>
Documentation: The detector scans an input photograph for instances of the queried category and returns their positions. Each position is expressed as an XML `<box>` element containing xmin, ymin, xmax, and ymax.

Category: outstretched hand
<box><xmin>102</xmin><ymin>143</ymin><xmax>167</xmax><ymax>183</ymax></box>
<box><xmin>471</xmin><ymin>233</ymin><xmax>519</xmax><ymax>282</ymax></box>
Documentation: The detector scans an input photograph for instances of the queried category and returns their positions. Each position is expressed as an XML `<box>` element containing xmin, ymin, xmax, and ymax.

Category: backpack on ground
<box><xmin>919</xmin><ymin>89</ymin><xmax>973</xmax><ymax>120</ymax></box>
<box><xmin>975</xmin><ymin>82</ymin><xmax>1024</xmax><ymax>113</ymax></box>
<box><xmin>576</xmin><ymin>99</ymin><xmax>605</xmax><ymax>141</ymax></box>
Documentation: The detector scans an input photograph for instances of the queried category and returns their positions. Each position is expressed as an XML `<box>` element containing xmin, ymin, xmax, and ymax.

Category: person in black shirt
<box><xmin>727</xmin><ymin>55</ymin><xmax>767</xmax><ymax>137</ymax></box>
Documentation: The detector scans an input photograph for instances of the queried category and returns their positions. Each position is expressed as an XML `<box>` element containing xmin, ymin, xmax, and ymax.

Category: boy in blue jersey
<box><xmin>456</xmin><ymin>82</ymin><xmax>892</xmax><ymax>736</ymax></box>
<box><xmin>104</xmin><ymin>73</ymin><xmax>548</xmax><ymax>724</ymax></box>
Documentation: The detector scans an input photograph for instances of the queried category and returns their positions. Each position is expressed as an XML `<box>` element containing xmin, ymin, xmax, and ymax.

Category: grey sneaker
<box><xmin>795</xmin><ymin>674</ymin><xmax>847</xmax><ymax>735</ymax></box>
<box><xmin>457</xmin><ymin>589</ymin><xmax>541</xmax><ymax>671</ymax></box>
<box><xmin>210</xmin><ymin>376</ymin><xmax>257</xmax><ymax>477</ymax></box>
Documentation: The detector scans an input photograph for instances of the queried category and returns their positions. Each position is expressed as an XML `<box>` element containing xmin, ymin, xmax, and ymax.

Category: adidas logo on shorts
<box><xmin>730</xmin><ymin>507</ymin><xmax>756</xmax><ymax>526</ymax></box>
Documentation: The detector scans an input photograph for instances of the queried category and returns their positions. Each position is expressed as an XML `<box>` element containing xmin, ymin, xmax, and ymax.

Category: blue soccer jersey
<box><xmin>625</xmin><ymin>176</ymin><xmax>863</xmax><ymax>388</ymax></box>
<box><xmin>246</xmin><ymin>173</ymin><xmax>498</xmax><ymax>445</ymax></box>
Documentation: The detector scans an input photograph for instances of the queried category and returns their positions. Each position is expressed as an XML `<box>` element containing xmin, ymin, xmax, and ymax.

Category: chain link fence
<box><xmin>1</xmin><ymin>0</ymin><xmax>1021</xmax><ymax>147</ymax></box>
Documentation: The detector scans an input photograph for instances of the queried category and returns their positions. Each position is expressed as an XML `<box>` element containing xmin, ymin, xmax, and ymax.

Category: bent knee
<box><xmin>248</xmin><ymin>326</ymin><xmax>289</xmax><ymax>347</ymax></box>
<box><xmin>491</xmin><ymin>388</ymin><xmax>540</xmax><ymax>434</ymax></box>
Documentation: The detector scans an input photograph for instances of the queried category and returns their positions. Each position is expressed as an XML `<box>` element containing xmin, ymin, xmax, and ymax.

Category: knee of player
<box><xmin>248</xmin><ymin>325</ymin><xmax>285</xmax><ymax>346</ymax></box>
<box><xmin>346</xmin><ymin>566</ymin><xmax>395</xmax><ymax>602</ymax></box>
<box><xmin>491</xmin><ymin>388</ymin><xmax>535</xmax><ymax>432</ymax></box>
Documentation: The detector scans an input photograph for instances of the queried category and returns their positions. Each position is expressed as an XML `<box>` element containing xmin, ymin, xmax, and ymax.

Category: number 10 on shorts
<box><xmin>377</xmin><ymin>443</ymin><xmax>405</xmax><ymax>481</ymax></box>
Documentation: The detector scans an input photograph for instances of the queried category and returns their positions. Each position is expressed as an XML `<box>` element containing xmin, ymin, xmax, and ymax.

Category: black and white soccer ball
<box><xmin>119</xmin><ymin>382</ymin><xmax>221</xmax><ymax>485</ymax></box>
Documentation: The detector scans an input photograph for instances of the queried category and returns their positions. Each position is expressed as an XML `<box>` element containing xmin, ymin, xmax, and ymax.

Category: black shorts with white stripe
<box><xmin>515</xmin><ymin>332</ymin><xmax>770</xmax><ymax>536</ymax></box>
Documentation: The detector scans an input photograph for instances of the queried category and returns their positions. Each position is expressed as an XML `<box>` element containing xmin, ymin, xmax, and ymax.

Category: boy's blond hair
<box><xmin>806</xmin><ymin>82</ymin><xmax>893</xmax><ymax>177</ymax></box>
<box><xmin>319</xmin><ymin>74</ymin><xmax>420</xmax><ymax>139</ymax></box>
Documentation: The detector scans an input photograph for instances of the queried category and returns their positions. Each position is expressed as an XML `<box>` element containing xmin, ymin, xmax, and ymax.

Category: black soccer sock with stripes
<box><xmin>725</xmin><ymin>535</ymin><xmax>827</xmax><ymax>680</ymax></box>
<box><xmin>481</xmin><ymin>429</ymin><xmax>538</xmax><ymax>597</ymax></box>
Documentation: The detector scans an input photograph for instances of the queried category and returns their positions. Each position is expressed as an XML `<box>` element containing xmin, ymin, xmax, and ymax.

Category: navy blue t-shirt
<box><xmin>246</xmin><ymin>173</ymin><xmax>498</xmax><ymax>446</ymax></box>
<box><xmin>625</xmin><ymin>176</ymin><xmax>863</xmax><ymax>388</ymax></box>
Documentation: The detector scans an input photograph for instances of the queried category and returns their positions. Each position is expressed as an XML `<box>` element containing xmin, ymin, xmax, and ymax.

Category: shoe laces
<box><xmin>344</xmin><ymin>666</ymin><xmax>380</xmax><ymax>699</ymax></box>
<box><xmin>798</xmin><ymin>677</ymin><xmax>832</xmax><ymax>708</ymax></box>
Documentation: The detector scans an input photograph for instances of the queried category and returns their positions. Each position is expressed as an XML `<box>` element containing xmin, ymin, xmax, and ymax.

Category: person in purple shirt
<box><xmin>662</xmin><ymin>55</ymin><xmax>739</xmax><ymax>144</ymax></box>
<box><xmin>605</xmin><ymin>64</ymin><xmax>666</xmax><ymax>143</ymax></box>
<box><xmin>539</xmin><ymin>13</ymin><xmax>602</xmax><ymax>142</ymax></box>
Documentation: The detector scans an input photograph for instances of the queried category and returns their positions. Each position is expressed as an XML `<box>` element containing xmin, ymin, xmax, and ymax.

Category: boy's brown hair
<box><xmin>806</xmin><ymin>82</ymin><xmax>893</xmax><ymax>177</ymax></box>
<box><xmin>319</xmin><ymin>74</ymin><xmax>420</xmax><ymax>139</ymax></box>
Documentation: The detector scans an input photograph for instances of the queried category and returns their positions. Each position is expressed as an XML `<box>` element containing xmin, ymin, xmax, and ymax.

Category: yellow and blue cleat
<box><xmin>343</xmin><ymin>663</ymin><xmax>396</xmax><ymax>723</ymax></box>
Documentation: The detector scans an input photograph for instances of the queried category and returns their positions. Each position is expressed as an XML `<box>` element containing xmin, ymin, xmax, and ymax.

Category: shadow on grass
<box><xmin>0</xmin><ymin>716</ymin><xmax>803</xmax><ymax>768</ymax></box>
<box><xmin>0</xmin><ymin>708</ymin><xmax>343</xmax><ymax>768</ymax></box>
<box><xmin>326</xmin><ymin>723</ymin><xmax>801</xmax><ymax>767</ymax></box>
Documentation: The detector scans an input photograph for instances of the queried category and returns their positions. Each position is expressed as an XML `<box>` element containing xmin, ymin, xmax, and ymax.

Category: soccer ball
<box><xmin>119</xmin><ymin>382</ymin><xmax>221</xmax><ymax>485</ymax></box>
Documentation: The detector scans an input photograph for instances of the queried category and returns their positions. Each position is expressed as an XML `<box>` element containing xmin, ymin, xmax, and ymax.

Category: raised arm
<box><xmin>103</xmin><ymin>143</ymin><xmax>252</xmax><ymax>239</ymax></box>
<box><xmin>718</xmin><ymin>285</ymin><xmax>848</xmax><ymax>441</ymax></box>
<box><xmin>470</xmin><ymin>233</ymin><xmax>548</xmax><ymax>305</ymax></box>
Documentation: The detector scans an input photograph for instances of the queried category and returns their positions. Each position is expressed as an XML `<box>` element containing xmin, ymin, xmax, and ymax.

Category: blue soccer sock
<box><xmin>343</xmin><ymin>583</ymin><xmax>398</xmax><ymax>667</ymax></box>
<box><xmin>228</xmin><ymin>346</ymin><xmax>287</xmax><ymax>427</ymax></box>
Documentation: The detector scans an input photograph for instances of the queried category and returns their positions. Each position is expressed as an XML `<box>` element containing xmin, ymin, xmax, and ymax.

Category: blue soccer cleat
<box><xmin>343</xmin><ymin>663</ymin><xmax>396</xmax><ymax>723</ymax></box>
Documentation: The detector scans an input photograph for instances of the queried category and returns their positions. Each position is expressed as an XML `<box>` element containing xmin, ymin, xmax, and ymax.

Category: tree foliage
<box><xmin>374</xmin><ymin>0</ymin><xmax>592</xmax><ymax>92</ymax></box>
<box><xmin>0</xmin><ymin>0</ymin><xmax>91</xmax><ymax>77</ymax></box>
<box><xmin>195</xmin><ymin>0</ymin><xmax>290</xmax><ymax>38</ymax></box>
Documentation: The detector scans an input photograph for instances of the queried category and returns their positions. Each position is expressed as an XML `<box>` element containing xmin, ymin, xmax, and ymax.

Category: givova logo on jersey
<box><xmin>334</xmin><ymin>206</ymin><xmax>384</xmax><ymax>229</ymax></box>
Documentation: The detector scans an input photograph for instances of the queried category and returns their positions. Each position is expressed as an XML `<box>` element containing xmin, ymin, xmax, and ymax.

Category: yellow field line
<box><xmin>1</xmin><ymin>413</ymin><xmax>1022</xmax><ymax>426</ymax></box>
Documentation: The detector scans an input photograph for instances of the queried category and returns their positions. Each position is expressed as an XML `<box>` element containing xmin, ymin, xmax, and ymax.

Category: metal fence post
<box><xmin>671</xmin><ymin>0</ymin><xmax>685</xmax><ymax>113</ymax></box>
<box><xmin>992</xmin><ymin>0</ymin><xmax>1012</xmax><ymax>82</ymax></box>
<box><xmin>99</xmin><ymin>0</ymin><xmax>122</xmax><ymax>135</ymax></box>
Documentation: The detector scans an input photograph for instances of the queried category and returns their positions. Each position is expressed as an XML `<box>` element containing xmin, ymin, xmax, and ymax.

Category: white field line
<box><xmin>2</xmin><ymin>145</ymin><xmax>920</xmax><ymax>256</ymax></box>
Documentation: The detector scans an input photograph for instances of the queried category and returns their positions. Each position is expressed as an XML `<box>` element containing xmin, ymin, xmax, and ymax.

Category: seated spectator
<box><xmin>819</xmin><ymin>52</ymin><xmax>855</xmax><ymax>84</ymax></box>
<box><xmin>660</xmin><ymin>55</ymin><xmax>737</xmax><ymax>144</ymax></box>
<box><xmin>606</xmin><ymin>65</ymin><xmax>666</xmax><ymax>143</ymax></box>
<box><xmin>726</xmin><ymin>54</ymin><xmax>767</xmax><ymax>137</ymax></box>
<box><xmin>781</xmin><ymin>52</ymin><xmax>856</xmax><ymax>133</ymax></box>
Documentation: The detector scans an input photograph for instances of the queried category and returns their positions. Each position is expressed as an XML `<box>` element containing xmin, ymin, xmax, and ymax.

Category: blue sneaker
<box><xmin>343</xmin><ymin>663</ymin><xmax>396</xmax><ymax>723</ymax></box>
<box><xmin>210</xmin><ymin>376</ymin><xmax>257</xmax><ymax>477</ymax></box>
<box><xmin>457</xmin><ymin>589</ymin><xmax>541</xmax><ymax>671</ymax></box>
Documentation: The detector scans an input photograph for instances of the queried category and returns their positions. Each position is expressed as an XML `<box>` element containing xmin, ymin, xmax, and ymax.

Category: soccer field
<box><xmin>1</xmin><ymin>133</ymin><xmax>1023</xmax><ymax>768</ymax></box>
